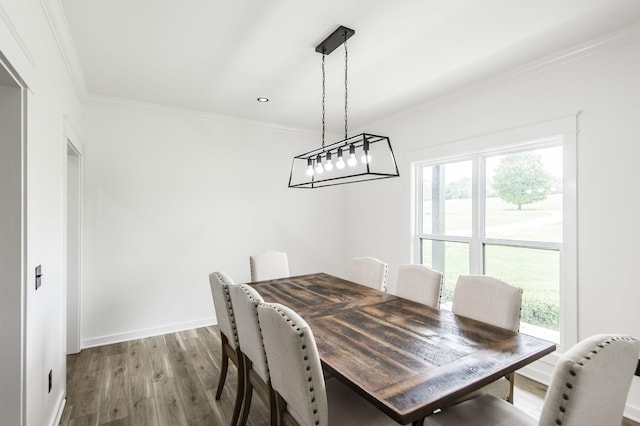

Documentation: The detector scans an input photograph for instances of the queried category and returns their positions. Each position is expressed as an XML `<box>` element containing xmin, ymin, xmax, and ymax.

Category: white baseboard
<box><xmin>625</xmin><ymin>404</ymin><xmax>640</xmax><ymax>423</ymax></box>
<box><xmin>81</xmin><ymin>316</ymin><xmax>217</xmax><ymax>348</ymax></box>
<box><xmin>51</xmin><ymin>396</ymin><xmax>66</xmax><ymax>426</ymax></box>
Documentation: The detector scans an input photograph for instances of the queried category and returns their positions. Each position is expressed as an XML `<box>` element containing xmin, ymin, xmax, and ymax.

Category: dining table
<box><xmin>249</xmin><ymin>272</ymin><xmax>556</xmax><ymax>425</ymax></box>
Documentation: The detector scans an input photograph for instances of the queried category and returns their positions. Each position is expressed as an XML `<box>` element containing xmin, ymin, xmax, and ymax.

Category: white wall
<box><xmin>0</xmin><ymin>1</ymin><xmax>84</xmax><ymax>425</ymax></box>
<box><xmin>81</xmin><ymin>100</ymin><xmax>345</xmax><ymax>346</ymax></box>
<box><xmin>343</xmin><ymin>32</ymin><xmax>640</xmax><ymax>418</ymax></box>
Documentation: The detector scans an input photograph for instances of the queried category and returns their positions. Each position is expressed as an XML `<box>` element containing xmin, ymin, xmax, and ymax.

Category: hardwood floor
<box><xmin>60</xmin><ymin>326</ymin><xmax>638</xmax><ymax>425</ymax></box>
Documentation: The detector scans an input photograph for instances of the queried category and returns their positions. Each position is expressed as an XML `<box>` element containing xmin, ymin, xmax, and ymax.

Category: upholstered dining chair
<box><xmin>350</xmin><ymin>256</ymin><xmax>388</xmax><ymax>291</ymax></box>
<box><xmin>228</xmin><ymin>284</ymin><xmax>276</xmax><ymax>426</ymax></box>
<box><xmin>257</xmin><ymin>302</ymin><xmax>398</xmax><ymax>426</ymax></box>
<box><xmin>426</xmin><ymin>334</ymin><xmax>639</xmax><ymax>426</ymax></box>
<box><xmin>208</xmin><ymin>271</ymin><xmax>244</xmax><ymax>426</ymax></box>
<box><xmin>452</xmin><ymin>274</ymin><xmax>523</xmax><ymax>403</ymax></box>
<box><xmin>395</xmin><ymin>264</ymin><xmax>443</xmax><ymax>308</ymax></box>
<box><xmin>250</xmin><ymin>251</ymin><xmax>290</xmax><ymax>282</ymax></box>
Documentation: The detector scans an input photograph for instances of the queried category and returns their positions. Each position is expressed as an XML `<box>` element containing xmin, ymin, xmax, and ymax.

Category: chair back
<box><xmin>350</xmin><ymin>257</ymin><xmax>388</xmax><ymax>291</ymax></box>
<box><xmin>208</xmin><ymin>271</ymin><xmax>239</xmax><ymax>349</ymax></box>
<box><xmin>250</xmin><ymin>251</ymin><xmax>290</xmax><ymax>282</ymax></box>
<box><xmin>257</xmin><ymin>302</ymin><xmax>329</xmax><ymax>426</ymax></box>
<box><xmin>452</xmin><ymin>274</ymin><xmax>522</xmax><ymax>331</ymax></box>
<box><xmin>228</xmin><ymin>284</ymin><xmax>269</xmax><ymax>382</ymax></box>
<box><xmin>538</xmin><ymin>334</ymin><xmax>639</xmax><ymax>426</ymax></box>
<box><xmin>396</xmin><ymin>264</ymin><xmax>443</xmax><ymax>308</ymax></box>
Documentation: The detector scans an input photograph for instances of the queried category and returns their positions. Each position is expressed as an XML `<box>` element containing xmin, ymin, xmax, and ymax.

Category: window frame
<box><xmin>410</xmin><ymin>116</ymin><xmax>577</xmax><ymax>357</ymax></box>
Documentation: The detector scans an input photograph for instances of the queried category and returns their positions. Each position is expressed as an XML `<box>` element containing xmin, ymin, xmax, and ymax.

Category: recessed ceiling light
<box><xmin>257</xmin><ymin>97</ymin><xmax>269</xmax><ymax>103</ymax></box>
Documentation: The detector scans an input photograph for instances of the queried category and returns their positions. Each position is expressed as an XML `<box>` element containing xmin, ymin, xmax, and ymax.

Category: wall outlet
<box><xmin>636</xmin><ymin>359</ymin><xmax>640</xmax><ymax>377</ymax></box>
<box><xmin>48</xmin><ymin>369</ymin><xmax>52</xmax><ymax>393</ymax></box>
<box><xmin>35</xmin><ymin>265</ymin><xmax>42</xmax><ymax>290</ymax></box>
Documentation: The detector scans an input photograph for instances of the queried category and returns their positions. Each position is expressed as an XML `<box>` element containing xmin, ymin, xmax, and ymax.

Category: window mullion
<box><xmin>415</xmin><ymin>165</ymin><xmax>424</xmax><ymax>264</ymax></box>
<box><xmin>469</xmin><ymin>154</ymin><xmax>483</xmax><ymax>274</ymax></box>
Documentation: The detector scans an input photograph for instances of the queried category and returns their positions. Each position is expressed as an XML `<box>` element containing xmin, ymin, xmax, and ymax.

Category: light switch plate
<box><xmin>35</xmin><ymin>265</ymin><xmax>42</xmax><ymax>290</ymax></box>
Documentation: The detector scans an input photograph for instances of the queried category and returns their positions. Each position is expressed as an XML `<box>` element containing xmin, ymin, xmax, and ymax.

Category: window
<box><xmin>417</xmin><ymin>139</ymin><xmax>563</xmax><ymax>342</ymax></box>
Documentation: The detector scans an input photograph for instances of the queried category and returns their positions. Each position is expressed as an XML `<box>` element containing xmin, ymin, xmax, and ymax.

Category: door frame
<box><xmin>63</xmin><ymin>118</ymin><xmax>83</xmax><ymax>354</ymax></box>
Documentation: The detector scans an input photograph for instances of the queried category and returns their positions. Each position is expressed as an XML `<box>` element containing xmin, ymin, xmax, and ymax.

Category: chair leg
<box><xmin>216</xmin><ymin>336</ymin><xmax>230</xmax><ymax>400</ymax></box>
<box><xmin>238</xmin><ymin>356</ymin><xmax>254</xmax><ymax>426</ymax></box>
<box><xmin>274</xmin><ymin>391</ymin><xmax>286</xmax><ymax>426</ymax></box>
<box><xmin>507</xmin><ymin>372</ymin><xmax>515</xmax><ymax>404</ymax></box>
<box><xmin>268</xmin><ymin>385</ymin><xmax>277</xmax><ymax>426</ymax></box>
<box><xmin>230</xmin><ymin>352</ymin><xmax>245</xmax><ymax>426</ymax></box>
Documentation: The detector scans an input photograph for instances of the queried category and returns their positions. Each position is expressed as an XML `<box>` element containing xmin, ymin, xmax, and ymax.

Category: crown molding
<box><xmin>84</xmin><ymin>94</ymin><xmax>321</xmax><ymax>136</ymax></box>
<box><xmin>38</xmin><ymin>0</ymin><xmax>87</xmax><ymax>99</ymax></box>
<box><xmin>367</xmin><ymin>22</ymin><xmax>640</xmax><ymax>129</ymax></box>
<box><xmin>0</xmin><ymin>3</ymin><xmax>37</xmax><ymax>67</ymax></box>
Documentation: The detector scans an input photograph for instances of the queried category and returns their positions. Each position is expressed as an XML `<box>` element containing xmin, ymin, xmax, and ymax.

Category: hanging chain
<box><xmin>321</xmin><ymin>52</ymin><xmax>326</xmax><ymax>148</ymax></box>
<box><xmin>344</xmin><ymin>34</ymin><xmax>348</xmax><ymax>139</ymax></box>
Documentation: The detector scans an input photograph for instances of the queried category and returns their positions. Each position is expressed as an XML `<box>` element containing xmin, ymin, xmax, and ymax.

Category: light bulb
<box><xmin>360</xmin><ymin>138</ymin><xmax>371</xmax><ymax>164</ymax></box>
<box><xmin>347</xmin><ymin>144</ymin><xmax>357</xmax><ymax>167</ymax></box>
<box><xmin>315</xmin><ymin>154</ymin><xmax>324</xmax><ymax>174</ymax></box>
<box><xmin>306</xmin><ymin>158</ymin><xmax>314</xmax><ymax>176</ymax></box>
<box><xmin>324</xmin><ymin>152</ymin><xmax>333</xmax><ymax>171</ymax></box>
<box><xmin>336</xmin><ymin>148</ymin><xmax>346</xmax><ymax>169</ymax></box>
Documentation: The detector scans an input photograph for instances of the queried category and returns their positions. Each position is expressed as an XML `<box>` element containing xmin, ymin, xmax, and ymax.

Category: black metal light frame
<box><xmin>288</xmin><ymin>26</ymin><xmax>400</xmax><ymax>189</ymax></box>
<box><xmin>288</xmin><ymin>133</ymin><xmax>399</xmax><ymax>188</ymax></box>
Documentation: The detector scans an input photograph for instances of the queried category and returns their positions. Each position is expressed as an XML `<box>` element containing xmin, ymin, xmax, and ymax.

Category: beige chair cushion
<box><xmin>427</xmin><ymin>334</ymin><xmax>639</xmax><ymax>426</ymax></box>
<box><xmin>257</xmin><ymin>303</ymin><xmax>329</xmax><ymax>426</ymax></box>
<box><xmin>452</xmin><ymin>274</ymin><xmax>522</xmax><ymax>332</ymax></box>
<box><xmin>326</xmin><ymin>377</ymin><xmax>399</xmax><ymax>426</ymax></box>
<box><xmin>395</xmin><ymin>264</ymin><xmax>443</xmax><ymax>308</ymax></box>
<box><xmin>228</xmin><ymin>284</ymin><xmax>269</xmax><ymax>382</ymax></box>
<box><xmin>250</xmin><ymin>251</ymin><xmax>290</xmax><ymax>282</ymax></box>
<box><xmin>456</xmin><ymin>376</ymin><xmax>511</xmax><ymax>402</ymax></box>
<box><xmin>208</xmin><ymin>271</ymin><xmax>238</xmax><ymax>349</ymax></box>
<box><xmin>350</xmin><ymin>256</ymin><xmax>388</xmax><ymax>291</ymax></box>
<box><xmin>538</xmin><ymin>334</ymin><xmax>639</xmax><ymax>426</ymax></box>
<box><xmin>427</xmin><ymin>394</ymin><xmax>536</xmax><ymax>426</ymax></box>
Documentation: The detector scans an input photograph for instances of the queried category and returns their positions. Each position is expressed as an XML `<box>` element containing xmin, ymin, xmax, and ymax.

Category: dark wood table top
<box><xmin>250</xmin><ymin>273</ymin><xmax>556</xmax><ymax>424</ymax></box>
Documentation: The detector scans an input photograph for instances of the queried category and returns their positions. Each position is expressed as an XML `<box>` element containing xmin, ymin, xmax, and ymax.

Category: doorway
<box><xmin>66</xmin><ymin>140</ymin><xmax>82</xmax><ymax>354</ymax></box>
<box><xmin>0</xmin><ymin>51</ymin><xmax>27</xmax><ymax>426</ymax></box>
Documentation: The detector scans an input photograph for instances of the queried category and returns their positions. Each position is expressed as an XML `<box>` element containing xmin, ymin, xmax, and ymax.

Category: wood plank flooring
<box><xmin>60</xmin><ymin>326</ymin><xmax>268</xmax><ymax>426</ymax></box>
<box><xmin>60</xmin><ymin>326</ymin><xmax>639</xmax><ymax>425</ymax></box>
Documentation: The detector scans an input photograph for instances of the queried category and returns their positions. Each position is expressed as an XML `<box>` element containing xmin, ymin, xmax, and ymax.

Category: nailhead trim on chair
<box><xmin>382</xmin><ymin>264</ymin><xmax>388</xmax><ymax>292</ymax></box>
<box><xmin>269</xmin><ymin>304</ymin><xmax>322</xmax><ymax>426</ymax></box>
<box><xmin>239</xmin><ymin>285</ymin><xmax>270</xmax><ymax>376</ymax></box>
<box><xmin>552</xmin><ymin>336</ymin><xmax>636</xmax><ymax>425</ymax></box>
<box><xmin>215</xmin><ymin>272</ymin><xmax>239</xmax><ymax>347</ymax></box>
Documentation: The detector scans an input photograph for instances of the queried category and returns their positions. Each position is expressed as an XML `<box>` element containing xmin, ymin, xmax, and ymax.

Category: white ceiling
<box><xmin>60</xmin><ymin>0</ymin><xmax>640</xmax><ymax>132</ymax></box>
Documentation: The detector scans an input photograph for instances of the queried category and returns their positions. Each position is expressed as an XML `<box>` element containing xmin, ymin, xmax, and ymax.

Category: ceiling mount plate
<box><xmin>315</xmin><ymin>26</ymin><xmax>355</xmax><ymax>55</ymax></box>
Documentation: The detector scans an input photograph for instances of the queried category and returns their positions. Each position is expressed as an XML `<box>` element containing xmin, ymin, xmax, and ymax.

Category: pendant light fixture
<box><xmin>288</xmin><ymin>26</ymin><xmax>399</xmax><ymax>189</ymax></box>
